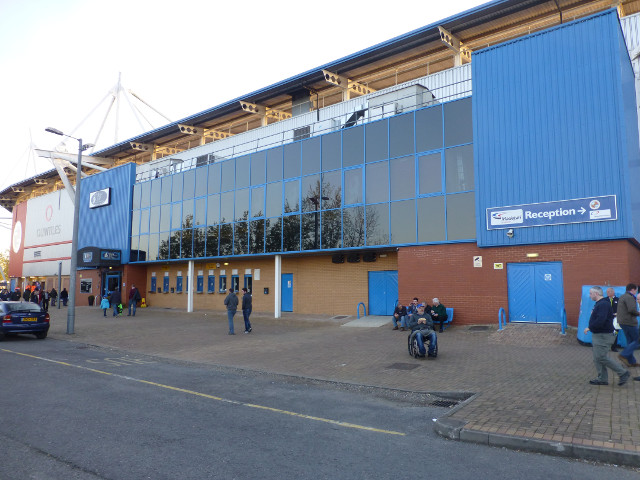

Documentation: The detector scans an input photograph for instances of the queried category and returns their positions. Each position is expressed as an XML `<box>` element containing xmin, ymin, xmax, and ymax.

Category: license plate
<box><xmin>22</xmin><ymin>317</ymin><xmax>37</xmax><ymax>322</ymax></box>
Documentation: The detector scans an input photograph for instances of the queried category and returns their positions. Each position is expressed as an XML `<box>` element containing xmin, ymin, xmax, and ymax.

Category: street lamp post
<box><xmin>45</xmin><ymin>127</ymin><xmax>94</xmax><ymax>334</ymax></box>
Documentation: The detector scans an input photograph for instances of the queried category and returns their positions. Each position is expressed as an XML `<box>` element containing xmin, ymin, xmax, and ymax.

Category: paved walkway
<box><xmin>44</xmin><ymin>306</ymin><xmax>640</xmax><ymax>467</ymax></box>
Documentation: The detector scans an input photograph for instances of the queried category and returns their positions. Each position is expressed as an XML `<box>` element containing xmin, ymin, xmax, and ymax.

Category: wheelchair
<box><xmin>407</xmin><ymin>330</ymin><xmax>438</xmax><ymax>359</ymax></box>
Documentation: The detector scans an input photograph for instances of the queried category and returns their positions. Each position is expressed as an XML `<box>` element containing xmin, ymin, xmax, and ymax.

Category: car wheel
<box><xmin>35</xmin><ymin>331</ymin><xmax>47</xmax><ymax>340</ymax></box>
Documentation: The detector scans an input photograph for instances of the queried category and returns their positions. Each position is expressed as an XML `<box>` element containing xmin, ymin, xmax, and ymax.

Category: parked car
<box><xmin>0</xmin><ymin>301</ymin><xmax>50</xmax><ymax>340</ymax></box>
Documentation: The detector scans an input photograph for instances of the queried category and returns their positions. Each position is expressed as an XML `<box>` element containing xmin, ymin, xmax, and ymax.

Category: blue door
<box><xmin>368</xmin><ymin>271</ymin><xmax>398</xmax><ymax>316</ymax></box>
<box><xmin>150</xmin><ymin>276</ymin><xmax>157</xmax><ymax>293</ymax></box>
<box><xmin>281</xmin><ymin>273</ymin><xmax>293</xmax><ymax>312</ymax></box>
<box><xmin>507</xmin><ymin>262</ymin><xmax>564</xmax><ymax>323</ymax></box>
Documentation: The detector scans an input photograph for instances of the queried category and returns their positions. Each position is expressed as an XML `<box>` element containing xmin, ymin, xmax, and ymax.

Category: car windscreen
<box><xmin>2</xmin><ymin>302</ymin><xmax>42</xmax><ymax>313</ymax></box>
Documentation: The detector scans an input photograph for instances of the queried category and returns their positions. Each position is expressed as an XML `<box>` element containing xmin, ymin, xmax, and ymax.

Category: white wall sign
<box><xmin>473</xmin><ymin>256</ymin><xmax>482</xmax><ymax>268</ymax></box>
<box><xmin>89</xmin><ymin>188</ymin><xmax>111</xmax><ymax>208</ymax></box>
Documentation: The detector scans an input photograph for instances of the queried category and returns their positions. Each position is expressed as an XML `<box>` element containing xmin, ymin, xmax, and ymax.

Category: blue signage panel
<box><xmin>486</xmin><ymin>195</ymin><xmax>617</xmax><ymax>230</ymax></box>
<box><xmin>100</xmin><ymin>250</ymin><xmax>121</xmax><ymax>261</ymax></box>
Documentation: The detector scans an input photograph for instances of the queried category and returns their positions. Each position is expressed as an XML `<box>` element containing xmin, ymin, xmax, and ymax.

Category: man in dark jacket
<box><xmin>606</xmin><ymin>287</ymin><xmax>620</xmax><ymax>351</ymax></box>
<box><xmin>241</xmin><ymin>287</ymin><xmax>252</xmax><ymax>334</ymax></box>
<box><xmin>128</xmin><ymin>284</ymin><xmax>141</xmax><ymax>317</ymax></box>
<box><xmin>407</xmin><ymin>305</ymin><xmax>437</xmax><ymax>357</ymax></box>
<box><xmin>109</xmin><ymin>289</ymin><xmax>122</xmax><ymax>317</ymax></box>
<box><xmin>224</xmin><ymin>288</ymin><xmax>238</xmax><ymax>335</ymax></box>
<box><xmin>584</xmin><ymin>286</ymin><xmax>629</xmax><ymax>386</ymax></box>
<box><xmin>616</xmin><ymin>283</ymin><xmax>640</xmax><ymax>368</ymax></box>
<box><xmin>430</xmin><ymin>298</ymin><xmax>448</xmax><ymax>332</ymax></box>
<box><xmin>391</xmin><ymin>302</ymin><xmax>408</xmax><ymax>331</ymax></box>
<box><xmin>60</xmin><ymin>288</ymin><xmax>69</xmax><ymax>306</ymax></box>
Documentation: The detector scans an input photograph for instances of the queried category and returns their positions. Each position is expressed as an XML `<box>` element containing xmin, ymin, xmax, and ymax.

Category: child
<box><xmin>100</xmin><ymin>296</ymin><xmax>110</xmax><ymax>317</ymax></box>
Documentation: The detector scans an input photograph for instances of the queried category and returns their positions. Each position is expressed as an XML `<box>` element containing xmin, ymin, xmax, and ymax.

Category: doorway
<box><xmin>368</xmin><ymin>270</ymin><xmax>398</xmax><ymax>316</ymax></box>
<box><xmin>507</xmin><ymin>262</ymin><xmax>564</xmax><ymax>323</ymax></box>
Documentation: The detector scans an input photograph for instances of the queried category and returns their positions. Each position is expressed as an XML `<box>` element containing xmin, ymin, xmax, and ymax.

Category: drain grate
<box><xmin>430</xmin><ymin>399</ymin><xmax>459</xmax><ymax>408</ymax></box>
<box><xmin>468</xmin><ymin>325</ymin><xmax>490</xmax><ymax>331</ymax></box>
<box><xmin>332</xmin><ymin>315</ymin><xmax>349</xmax><ymax>320</ymax></box>
<box><xmin>386</xmin><ymin>363</ymin><xmax>420</xmax><ymax>371</ymax></box>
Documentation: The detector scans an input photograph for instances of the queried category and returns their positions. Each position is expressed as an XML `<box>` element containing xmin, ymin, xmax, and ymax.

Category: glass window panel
<box><xmin>265</xmin><ymin>218</ymin><xmax>282</xmax><ymax>252</ymax></box>
<box><xmin>283</xmin><ymin>215</ymin><xmax>300</xmax><ymax>251</ymax></box>
<box><xmin>322</xmin><ymin>131</ymin><xmax>341</xmax><ymax>171</ymax></box>
<box><xmin>235</xmin><ymin>155</ymin><xmax>250</xmax><ymax>189</ymax></box>
<box><xmin>444</xmin><ymin>97</ymin><xmax>472</xmax><ymax>147</ymax></box>
<box><xmin>140</xmin><ymin>181</ymin><xmax>151</xmax><ymax>208</ymax></box>
<box><xmin>160</xmin><ymin>205</ymin><xmax>171</xmax><ymax>232</ymax></box>
<box><xmin>194</xmin><ymin>198</ymin><xmax>206</xmax><ymax>226</ymax></box>
<box><xmin>322</xmin><ymin>210</ymin><xmax>342</xmax><ymax>249</ymax></box>
<box><xmin>171</xmin><ymin>203</ymin><xmax>181</xmax><ymax>230</ymax></box>
<box><xmin>301</xmin><ymin>136</ymin><xmax>321</xmax><ymax>175</ymax></box>
<box><xmin>365</xmin><ymin>120</ymin><xmax>388</xmax><ymax>163</ymax></box>
<box><xmin>193</xmin><ymin>227</ymin><xmax>205</xmax><ymax>258</ymax></box>
<box><xmin>416</xmin><ymin>105</ymin><xmax>443</xmax><ymax>152</ymax></box>
<box><xmin>251</xmin><ymin>151</ymin><xmax>266</xmax><ymax>186</ymax></box>
<box><xmin>138</xmin><ymin>235</ymin><xmax>149</xmax><ymax>262</ymax></box>
<box><xmin>131</xmin><ymin>210</ymin><xmax>140</xmax><ymax>236</ymax></box>
<box><xmin>390</xmin><ymin>112</ymin><xmax>414</xmax><ymax>158</ymax></box>
<box><xmin>207</xmin><ymin>194</ymin><xmax>220</xmax><ymax>225</ymax></box>
<box><xmin>182</xmin><ymin>199</ymin><xmax>194</xmax><ymax>227</ymax></box>
<box><xmin>132</xmin><ymin>184</ymin><xmax>141</xmax><ymax>210</ymax></box>
<box><xmin>390</xmin><ymin>200</ymin><xmax>416</xmax><ymax>244</ymax></box>
<box><xmin>390</xmin><ymin>156</ymin><xmax>415</xmax><ymax>201</ymax></box>
<box><xmin>419</xmin><ymin>153</ymin><xmax>442</xmax><ymax>195</ymax></box>
<box><xmin>446</xmin><ymin>192</ymin><xmax>476</xmax><ymax>240</ymax></box>
<box><xmin>150</xmin><ymin>206</ymin><xmax>160</xmax><ymax>233</ymax></box>
<box><xmin>181</xmin><ymin>229</ymin><xmax>193</xmax><ymax>258</ymax></box>
<box><xmin>321</xmin><ymin>170</ymin><xmax>341</xmax><ymax>209</ymax></box>
<box><xmin>284</xmin><ymin>180</ymin><xmax>300</xmax><ymax>213</ymax></box>
<box><xmin>301</xmin><ymin>175</ymin><xmax>321</xmax><ymax>212</ymax></box>
<box><xmin>283</xmin><ymin>143</ymin><xmax>301</xmax><ymax>179</ymax></box>
<box><xmin>169</xmin><ymin>230</ymin><xmax>181</xmax><ymax>259</ymax></box>
<box><xmin>251</xmin><ymin>187</ymin><xmax>264</xmax><ymax>218</ymax></box>
<box><xmin>366</xmin><ymin>203</ymin><xmax>389</xmax><ymax>246</ymax></box>
<box><xmin>195</xmin><ymin>166</ymin><xmax>208</xmax><ymax>197</ymax></box>
<box><xmin>208</xmin><ymin>163</ymin><xmax>221</xmax><ymax>194</ymax></box>
<box><xmin>266</xmin><ymin>147</ymin><xmax>283</xmax><ymax>182</ymax></box>
<box><xmin>220</xmin><ymin>191</ymin><xmax>234</xmax><ymax>223</ymax></box>
<box><xmin>220</xmin><ymin>160</ymin><xmax>235</xmax><ymax>191</ymax></box>
<box><xmin>445</xmin><ymin>144</ymin><xmax>474</xmax><ymax>193</ymax></box>
<box><xmin>182</xmin><ymin>169</ymin><xmax>195</xmax><ymax>200</ymax></box>
<box><xmin>171</xmin><ymin>173</ymin><xmax>183</xmax><ymax>202</ymax></box>
<box><xmin>343</xmin><ymin>206</ymin><xmax>365</xmax><ymax>248</ymax></box>
<box><xmin>365</xmin><ymin>161</ymin><xmax>389</xmax><ymax>204</ymax></box>
<box><xmin>206</xmin><ymin>226</ymin><xmax>219</xmax><ymax>257</ymax></box>
<box><xmin>417</xmin><ymin>196</ymin><xmax>445</xmax><ymax>243</ymax></box>
<box><xmin>130</xmin><ymin>236</ymin><xmax>139</xmax><ymax>261</ymax></box>
<box><xmin>219</xmin><ymin>224</ymin><xmax>233</xmax><ymax>256</ymax></box>
<box><xmin>235</xmin><ymin>188</ymin><xmax>250</xmax><ymax>222</ymax></box>
<box><xmin>140</xmin><ymin>209</ymin><xmax>150</xmax><ymax>234</ymax></box>
<box><xmin>249</xmin><ymin>219</ymin><xmax>264</xmax><ymax>254</ymax></box>
<box><xmin>266</xmin><ymin>182</ymin><xmax>282</xmax><ymax>217</ymax></box>
<box><xmin>301</xmin><ymin>213</ymin><xmax>319</xmax><ymax>250</ymax></box>
<box><xmin>161</xmin><ymin>176</ymin><xmax>172</xmax><ymax>204</ymax></box>
<box><xmin>150</xmin><ymin>179</ymin><xmax>161</xmax><ymax>206</ymax></box>
<box><xmin>234</xmin><ymin>222</ymin><xmax>248</xmax><ymax>255</ymax></box>
<box><xmin>344</xmin><ymin>168</ymin><xmax>363</xmax><ymax>205</ymax></box>
<box><xmin>148</xmin><ymin>233</ymin><xmax>159</xmax><ymax>262</ymax></box>
<box><xmin>158</xmin><ymin>232</ymin><xmax>170</xmax><ymax>260</ymax></box>
<box><xmin>343</xmin><ymin>125</ymin><xmax>364</xmax><ymax>167</ymax></box>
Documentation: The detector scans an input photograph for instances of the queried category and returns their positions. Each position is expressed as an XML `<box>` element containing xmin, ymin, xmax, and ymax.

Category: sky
<box><xmin>0</xmin><ymin>0</ymin><xmax>489</xmax><ymax>251</ymax></box>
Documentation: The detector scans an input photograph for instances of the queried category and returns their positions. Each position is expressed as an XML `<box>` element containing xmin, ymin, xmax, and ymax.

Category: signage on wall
<box><xmin>473</xmin><ymin>256</ymin><xmax>482</xmax><ymax>267</ymax></box>
<box><xmin>89</xmin><ymin>188</ymin><xmax>111</xmax><ymax>208</ymax></box>
<box><xmin>494</xmin><ymin>263</ymin><xmax>503</xmax><ymax>269</ymax></box>
<box><xmin>486</xmin><ymin>195</ymin><xmax>617</xmax><ymax>230</ymax></box>
<box><xmin>100</xmin><ymin>250</ymin><xmax>120</xmax><ymax>261</ymax></box>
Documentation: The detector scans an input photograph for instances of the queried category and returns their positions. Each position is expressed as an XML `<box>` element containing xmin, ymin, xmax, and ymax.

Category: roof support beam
<box><xmin>178</xmin><ymin>124</ymin><xmax>232</xmax><ymax>145</ymax></box>
<box><xmin>438</xmin><ymin>26</ymin><xmax>472</xmax><ymax>66</ymax></box>
<box><xmin>322</xmin><ymin>70</ymin><xmax>375</xmax><ymax>101</ymax></box>
<box><xmin>239</xmin><ymin>101</ymin><xmax>291</xmax><ymax>126</ymax></box>
<box><xmin>35</xmin><ymin>149</ymin><xmax>110</xmax><ymax>172</ymax></box>
<box><xmin>52</xmin><ymin>159</ymin><xmax>77</xmax><ymax>204</ymax></box>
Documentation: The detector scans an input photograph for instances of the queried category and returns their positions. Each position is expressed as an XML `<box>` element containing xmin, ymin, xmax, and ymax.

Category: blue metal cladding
<box><xmin>78</xmin><ymin>163</ymin><xmax>136</xmax><ymax>263</ymax></box>
<box><xmin>473</xmin><ymin>9</ymin><xmax>640</xmax><ymax>247</ymax></box>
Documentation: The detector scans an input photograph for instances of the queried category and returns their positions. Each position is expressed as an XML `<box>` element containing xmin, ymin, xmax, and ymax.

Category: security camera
<box><xmin>506</xmin><ymin>229</ymin><xmax>514</xmax><ymax>238</ymax></box>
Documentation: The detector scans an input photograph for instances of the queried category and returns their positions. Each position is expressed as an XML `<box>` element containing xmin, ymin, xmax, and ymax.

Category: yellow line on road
<box><xmin>1</xmin><ymin>348</ymin><xmax>405</xmax><ymax>436</ymax></box>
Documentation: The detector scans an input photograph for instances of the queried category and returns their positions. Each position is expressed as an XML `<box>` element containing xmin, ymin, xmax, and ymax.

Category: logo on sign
<box><xmin>89</xmin><ymin>188</ymin><xmax>111</xmax><ymax>208</ymax></box>
<box><xmin>589</xmin><ymin>200</ymin><xmax>601</xmax><ymax>210</ymax></box>
<box><xmin>590</xmin><ymin>209</ymin><xmax>611</xmax><ymax>220</ymax></box>
<box><xmin>544</xmin><ymin>274</ymin><xmax>552</xmax><ymax>281</ymax></box>
<box><xmin>83</xmin><ymin>252</ymin><xmax>93</xmax><ymax>263</ymax></box>
<box><xmin>490</xmin><ymin>209</ymin><xmax>523</xmax><ymax>226</ymax></box>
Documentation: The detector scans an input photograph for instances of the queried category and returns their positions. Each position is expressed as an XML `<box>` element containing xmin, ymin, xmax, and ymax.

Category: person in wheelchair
<box><xmin>407</xmin><ymin>305</ymin><xmax>438</xmax><ymax>358</ymax></box>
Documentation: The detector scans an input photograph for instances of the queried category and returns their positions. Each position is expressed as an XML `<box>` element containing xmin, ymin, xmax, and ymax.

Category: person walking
<box><xmin>583</xmin><ymin>286</ymin><xmax>630</xmax><ymax>386</ymax></box>
<box><xmin>241</xmin><ymin>287</ymin><xmax>252</xmax><ymax>334</ymax></box>
<box><xmin>49</xmin><ymin>287</ymin><xmax>57</xmax><ymax>306</ymax></box>
<box><xmin>128</xmin><ymin>284</ymin><xmax>141</xmax><ymax>316</ymax></box>
<box><xmin>616</xmin><ymin>283</ymin><xmax>640</xmax><ymax>368</ymax></box>
<box><xmin>100</xmin><ymin>296</ymin><xmax>110</xmax><ymax>317</ymax></box>
<box><xmin>224</xmin><ymin>288</ymin><xmax>238</xmax><ymax>335</ymax></box>
<box><xmin>60</xmin><ymin>288</ymin><xmax>69</xmax><ymax>306</ymax></box>
<box><xmin>109</xmin><ymin>288</ymin><xmax>122</xmax><ymax>317</ymax></box>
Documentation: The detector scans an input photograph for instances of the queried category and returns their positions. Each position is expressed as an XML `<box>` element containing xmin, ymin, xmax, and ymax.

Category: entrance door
<box><xmin>368</xmin><ymin>271</ymin><xmax>398</xmax><ymax>316</ymax></box>
<box><xmin>281</xmin><ymin>273</ymin><xmax>293</xmax><ymax>312</ymax></box>
<box><xmin>507</xmin><ymin>262</ymin><xmax>564</xmax><ymax>323</ymax></box>
<box><xmin>105</xmin><ymin>273</ymin><xmax>121</xmax><ymax>296</ymax></box>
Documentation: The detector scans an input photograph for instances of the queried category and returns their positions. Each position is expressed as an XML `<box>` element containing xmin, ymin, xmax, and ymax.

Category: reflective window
<box><xmin>390</xmin><ymin>200</ymin><xmax>416</xmax><ymax>244</ymax></box>
<box><xmin>161</xmin><ymin>176</ymin><xmax>172</xmax><ymax>204</ymax></box>
<box><xmin>444</xmin><ymin>97</ymin><xmax>472</xmax><ymax>147</ymax></box>
<box><xmin>140</xmin><ymin>209</ymin><xmax>150</xmax><ymax>234</ymax></box>
<box><xmin>366</xmin><ymin>203</ymin><xmax>389</xmax><ymax>246</ymax></box>
<box><xmin>418</xmin><ymin>153</ymin><xmax>442</xmax><ymax>194</ymax></box>
<box><xmin>344</xmin><ymin>168</ymin><xmax>363</xmax><ymax>206</ymax></box>
<box><xmin>343</xmin><ymin>126</ymin><xmax>364</xmax><ymax>167</ymax></box>
<box><xmin>266</xmin><ymin>182</ymin><xmax>282</xmax><ymax>217</ymax></box>
<box><xmin>389</xmin><ymin>112</ymin><xmax>414</xmax><ymax>158</ymax></box>
<box><xmin>158</xmin><ymin>232</ymin><xmax>170</xmax><ymax>260</ymax></box>
<box><xmin>251</xmin><ymin>187</ymin><xmax>264</xmax><ymax>218</ymax></box>
<box><xmin>249</xmin><ymin>220</ymin><xmax>264</xmax><ymax>254</ymax></box>
<box><xmin>322</xmin><ymin>210</ymin><xmax>341</xmax><ymax>249</ymax></box>
<box><xmin>195</xmin><ymin>166</ymin><xmax>208</xmax><ymax>197</ymax></box>
<box><xmin>219</xmin><ymin>224</ymin><xmax>233</xmax><ymax>256</ymax></box>
<box><xmin>150</xmin><ymin>206</ymin><xmax>160</xmax><ymax>233</ymax></box>
<box><xmin>321</xmin><ymin>171</ymin><xmax>341</xmax><ymax>209</ymax></box>
<box><xmin>206</xmin><ymin>226</ymin><xmax>219</xmax><ymax>257</ymax></box>
<box><xmin>284</xmin><ymin>180</ymin><xmax>300</xmax><ymax>213</ymax></box>
<box><xmin>181</xmin><ymin>229</ymin><xmax>193</xmax><ymax>258</ymax></box>
<box><xmin>140</xmin><ymin>181</ymin><xmax>151</xmax><ymax>208</ymax></box>
<box><xmin>131</xmin><ymin>210</ymin><xmax>140</xmax><ymax>236</ymax></box>
<box><xmin>183</xmin><ymin>169</ymin><xmax>195</xmax><ymax>200</ymax></box>
<box><xmin>445</xmin><ymin>145</ymin><xmax>474</xmax><ymax>193</ymax></box>
<box><xmin>416</xmin><ymin>105</ymin><xmax>442</xmax><ymax>152</ymax></box>
<box><xmin>130</xmin><ymin>236</ymin><xmax>138</xmax><ymax>260</ymax></box>
<box><xmin>235</xmin><ymin>188</ymin><xmax>250</xmax><ymax>222</ymax></box>
<box><xmin>284</xmin><ymin>143</ymin><xmax>301</xmax><ymax>179</ymax></box>
<box><xmin>194</xmin><ymin>198</ymin><xmax>206</xmax><ymax>226</ymax></box>
<box><xmin>132</xmin><ymin>184</ymin><xmax>141</xmax><ymax>210</ymax></box>
<box><xmin>220</xmin><ymin>160</ymin><xmax>235</xmax><ymax>192</ymax></box>
<box><xmin>390</xmin><ymin>156</ymin><xmax>415</xmax><ymax>201</ymax></box>
<box><xmin>301</xmin><ymin>175</ymin><xmax>321</xmax><ymax>212</ymax></box>
<box><xmin>182</xmin><ymin>199</ymin><xmax>194</xmax><ymax>227</ymax></box>
<box><xmin>301</xmin><ymin>136</ymin><xmax>321</xmax><ymax>175</ymax></box>
<box><xmin>207</xmin><ymin>194</ymin><xmax>220</xmax><ymax>225</ymax></box>
<box><xmin>208</xmin><ymin>163</ymin><xmax>221</xmax><ymax>194</ymax></box>
<box><xmin>169</xmin><ymin>231</ymin><xmax>181</xmax><ymax>259</ymax></box>
<box><xmin>193</xmin><ymin>227</ymin><xmax>206</xmax><ymax>257</ymax></box>
<box><xmin>160</xmin><ymin>205</ymin><xmax>170</xmax><ymax>232</ymax></box>
<box><xmin>138</xmin><ymin>235</ymin><xmax>148</xmax><ymax>262</ymax></box>
<box><xmin>322</xmin><ymin>132</ymin><xmax>341</xmax><ymax>171</ymax></box>
<box><xmin>150</xmin><ymin>179</ymin><xmax>161</xmax><ymax>206</ymax></box>
<box><xmin>171</xmin><ymin>203</ymin><xmax>182</xmax><ymax>230</ymax></box>
<box><xmin>251</xmin><ymin>151</ymin><xmax>266</xmax><ymax>186</ymax></box>
<box><xmin>365</xmin><ymin>161</ymin><xmax>389</xmax><ymax>204</ymax></box>
<box><xmin>220</xmin><ymin>191</ymin><xmax>234</xmax><ymax>223</ymax></box>
<box><xmin>266</xmin><ymin>147</ymin><xmax>283</xmax><ymax>182</ymax></box>
<box><xmin>148</xmin><ymin>233</ymin><xmax>159</xmax><ymax>262</ymax></box>
<box><xmin>365</xmin><ymin>120</ymin><xmax>388</xmax><ymax>163</ymax></box>
<box><xmin>301</xmin><ymin>213</ymin><xmax>318</xmax><ymax>250</ymax></box>
<box><xmin>417</xmin><ymin>196</ymin><xmax>445</xmax><ymax>243</ymax></box>
<box><xmin>234</xmin><ymin>222</ymin><xmax>248</xmax><ymax>255</ymax></box>
<box><xmin>235</xmin><ymin>155</ymin><xmax>250</xmax><ymax>189</ymax></box>
<box><xmin>283</xmin><ymin>215</ymin><xmax>300</xmax><ymax>251</ymax></box>
<box><xmin>343</xmin><ymin>206</ymin><xmax>365</xmax><ymax>248</ymax></box>
<box><xmin>446</xmin><ymin>192</ymin><xmax>476</xmax><ymax>240</ymax></box>
<box><xmin>265</xmin><ymin>218</ymin><xmax>282</xmax><ymax>252</ymax></box>
<box><xmin>171</xmin><ymin>173</ymin><xmax>183</xmax><ymax>202</ymax></box>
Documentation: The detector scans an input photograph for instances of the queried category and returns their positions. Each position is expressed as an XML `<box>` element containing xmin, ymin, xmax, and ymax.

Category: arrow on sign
<box><xmin>579</xmin><ymin>207</ymin><xmax>586</xmax><ymax>215</ymax></box>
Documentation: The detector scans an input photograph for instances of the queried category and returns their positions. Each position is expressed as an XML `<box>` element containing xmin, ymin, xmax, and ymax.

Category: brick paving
<box><xmin>44</xmin><ymin>306</ymin><xmax>640</xmax><ymax>464</ymax></box>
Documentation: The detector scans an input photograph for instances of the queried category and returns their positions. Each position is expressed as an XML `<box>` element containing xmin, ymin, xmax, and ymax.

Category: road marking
<box><xmin>1</xmin><ymin>349</ymin><xmax>405</xmax><ymax>436</ymax></box>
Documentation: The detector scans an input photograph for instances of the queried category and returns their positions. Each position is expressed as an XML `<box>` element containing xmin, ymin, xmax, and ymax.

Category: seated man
<box><xmin>391</xmin><ymin>302</ymin><xmax>408</xmax><ymax>331</ymax></box>
<box><xmin>430</xmin><ymin>298</ymin><xmax>448</xmax><ymax>332</ymax></box>
<box><xmin>407</xmin><ymin>306</ymin><xmax>437</xmax><ymax>357</ymax></box>
<box><xmin>406</xmin><ymin>297</ymin><xmax>419</xmax><ymax>316</ymax></box>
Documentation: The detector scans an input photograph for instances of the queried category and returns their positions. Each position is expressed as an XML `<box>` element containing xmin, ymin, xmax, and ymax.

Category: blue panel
<box><xmin>163</xmin><ymin>276</ymin><xmax>169</xmax><ymax>293</ymax></box>
<box><xmin>474</xmin><ymin>10</ymin><xmax>637</xmax><ymax>247</ymax></box>
<box><xmin>197</xmin><ymin>275</ymin><xmax>203</xmax><ymax>293</ymax></box>
<box><xmin>368</xmin><ymin>271</ymin><xmax>398</xmax><ymax>316</ymax></box>
<box><xmin>150</xmin><ymin>276</ymin><xmax>157</xmax><ymax>292</ymax></box>
<box><xmin>176</xmin><ymin>276</ymin><xmax>183</xmax><ymax>293</ymax></box>
<box><xmin>281</xmin><ymin>273</ymin><xmax>293</xmax><ymax>312</ymax></box>
<box><xmin>385</xmin><ymin>271</ymin><xmax>398</xmax><ymax>315</ymax></box>
<box><xmin>533</xmin><ymin>263</ymin><xmax>564</xmax><ymax>323</ymax></box>
<box><xmin>207</xmin><ymin>275</ymin><xmax>215</xmax><ymax>293</ymax></box>
<box><xmin>507</xmin><ymin>264</ymin><xmax>536</xmax><ymax>322</ymax></box>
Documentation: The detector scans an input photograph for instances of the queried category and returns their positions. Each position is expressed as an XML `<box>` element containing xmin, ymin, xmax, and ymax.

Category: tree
<box><xmin>0</xmin><ymin>250</ymin><xmax>9</xmax><ymax>284</ymax></box>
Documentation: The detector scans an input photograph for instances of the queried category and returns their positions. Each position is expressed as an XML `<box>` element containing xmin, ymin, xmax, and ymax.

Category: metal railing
<box><xmin>498</xmin><ymin>307</ymin><xmax>508</xmax><ymax>330</ymax></box>
<box><xmin>357</xmin><ymin>302</ymin><xmax>367</xmax><ymax>319</ymax></box>
<box><xmin>560</xmin><ymin>308</ymin><xmax>567</xmax><ymax>335</ymax></box>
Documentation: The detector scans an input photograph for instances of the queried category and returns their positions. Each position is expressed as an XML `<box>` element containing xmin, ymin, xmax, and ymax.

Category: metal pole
<box><xmin>57</xmin><ymin>261</ymin><xmax>62</xmax><ymax>310</ymax></box>
<box><xmin>67</xmin><ymin>138</ymin><xmax>83</xmax><ymax>334</ymax></box>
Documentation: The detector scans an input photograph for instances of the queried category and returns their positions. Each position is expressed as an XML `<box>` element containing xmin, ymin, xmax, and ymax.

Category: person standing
<box><xmin>128</xmin><ymin>284</ymin><xmax>141</xmax><ymax>317</ymax></box>
<box><xmin>224</xmin><ymin>288</ymin><xmax>238</xmax><ymax>335</ymax></box>
<box><xmin>606</xmin><ymin>287</ymin><xmax>621</xmax><ymax>351</ymax></box>
<box><xmin>616</xmin><ymin>283</ymin><xmax>640</xmax><ymax>368</ymax></box>
<box><xmin>49</xmin><ymin>287</ymin><xmax>57</xmax><ymax>306</ymax></box>
<box><xmin>42</xmin><ymin>289</ymin><xmax>49</xmax><ymax>312</ymax></box>
<box><xmin>100</xmin><ymin>295</ymin><xmax>110</xmax><ymax>316</ymax></box>
<box><xmin>583</xmin><ymin>286</ymin><xmax>630</xmax><ymax>386</ymax></box>
<box><xmin>109</xmin><ymin>288</ymin><xmax>122</xmax><ymax>317</ymax></box>
<box><xmin>241</xmin><ymin>287</ymin><xmax>253</xmax><ymax>334</ymax></box>
<box><xmin>60</xmin><ymin>288</ymin><xmax>69</xmax><ymax>306</ymax></box>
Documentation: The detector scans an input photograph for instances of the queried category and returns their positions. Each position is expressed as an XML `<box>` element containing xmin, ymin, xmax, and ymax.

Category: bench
<box><xmin>440</xmin><ymin>308</ymin><xmax>454</xmax><ymax>331</ymax></box>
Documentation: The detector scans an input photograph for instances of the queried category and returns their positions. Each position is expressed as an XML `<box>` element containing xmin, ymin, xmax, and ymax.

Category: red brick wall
<box><xmin>399</xmin><ymin>240</ymin><xmax>640</xmax><ymax>327</ymax></box>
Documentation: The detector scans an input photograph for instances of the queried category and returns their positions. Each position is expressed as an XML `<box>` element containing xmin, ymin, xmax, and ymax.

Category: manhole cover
<box><xmin>386</xmin><ymin>363</ymin><xmax>420</xmax><ymax>370</ymax></box>
<box><xmin>332</xmin><ymin>315</ymin><xmax>349</xmax><ymax>320</ymax></box>
<box><xmin>430</xmin><ymin>400</ymin><xmax>458</xmax><ymax>408</ymax></box>
<box><xmin>468</xmin><ymin>325</ymin><xmax>490</xmax><ymax>331</ymax></box>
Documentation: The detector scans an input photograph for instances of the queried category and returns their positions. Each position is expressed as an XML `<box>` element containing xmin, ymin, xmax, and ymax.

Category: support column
<box><xmin>274</xmin><ymin>255</ymin><xmax>281</xmax><ymax>318</ymax></box>
<box><xmin>187</xmin><ymin>260</ymin><xmax>194</xmax><ymax>313</ymax></box>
